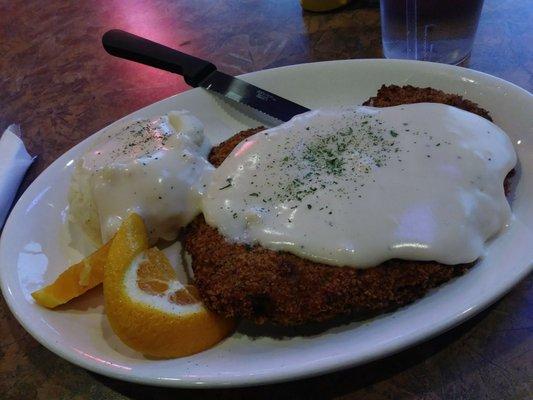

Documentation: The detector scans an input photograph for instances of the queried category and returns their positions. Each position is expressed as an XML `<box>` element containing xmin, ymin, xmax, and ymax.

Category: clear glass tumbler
<box><xmin>380</xmin><ymin>0</ymin><xmax>485</xmax><ymax>65</ymax></box>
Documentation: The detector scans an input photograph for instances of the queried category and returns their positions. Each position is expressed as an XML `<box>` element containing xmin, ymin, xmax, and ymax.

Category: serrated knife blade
<box><xmin>198</xmin><ymin>70</ymin><xmax>309</xmax><ymax>122</ymax></box>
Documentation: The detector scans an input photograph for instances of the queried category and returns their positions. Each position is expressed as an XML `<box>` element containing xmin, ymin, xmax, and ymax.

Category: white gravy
<box><xmin>203</xmin><ymin>103</ymin><xmax>517</xmax><ymax>268</ymax></box>
<box><xmin>81</xmin><ymin>111</ymin><xmax>213</xmax><ymax>243</ymax></box>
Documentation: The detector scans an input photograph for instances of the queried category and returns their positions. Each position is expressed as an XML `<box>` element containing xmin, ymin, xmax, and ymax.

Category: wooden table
<box><xmin>1</xmin><ymin>0</ymin><xmax>531</xmax><ymax>398</ymax></box>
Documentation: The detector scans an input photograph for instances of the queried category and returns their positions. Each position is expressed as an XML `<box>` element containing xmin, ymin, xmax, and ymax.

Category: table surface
<box><xmin>1</xmin><ymin>0</ymin><xmax>531</xmax><ymax>399</ymax></box>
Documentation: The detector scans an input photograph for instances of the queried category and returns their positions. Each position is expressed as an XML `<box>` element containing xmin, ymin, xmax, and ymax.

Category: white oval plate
<box><xmin>1</xmin><ymin>60</ymin><xmax>532</xmax><ymax>388</ymax></box>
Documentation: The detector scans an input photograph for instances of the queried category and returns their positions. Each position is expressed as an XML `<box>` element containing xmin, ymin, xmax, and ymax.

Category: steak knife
<box><xmin>102</xmin><ymin>29</ymin><xmax>310</xmax><ymax>122</ymax></box>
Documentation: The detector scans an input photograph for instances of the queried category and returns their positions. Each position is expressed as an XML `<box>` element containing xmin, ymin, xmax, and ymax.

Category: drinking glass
<box><xmin>380</xmin><ymin>0</ymin><xmax>485</xmax><ymax>65</ymax></box>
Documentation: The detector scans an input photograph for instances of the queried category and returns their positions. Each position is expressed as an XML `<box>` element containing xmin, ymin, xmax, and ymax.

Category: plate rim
<box><xmin>1</xmin><ymin>58</ymin><xmax>532</xmax><ymax>388</ymax></box>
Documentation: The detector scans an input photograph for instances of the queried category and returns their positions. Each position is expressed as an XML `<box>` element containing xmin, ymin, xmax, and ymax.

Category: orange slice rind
<box><xmin>32</xmin><ymin>240</ymin><xmax>111</xmax><ymax>308</ymax></box>
<box><xmin>104</xmin><ymin>214</ymin><xmax>235</xmax><ymax>358</ymax></box>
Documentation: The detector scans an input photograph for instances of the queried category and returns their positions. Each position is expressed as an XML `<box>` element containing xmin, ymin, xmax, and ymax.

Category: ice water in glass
<box><xmin>380</xmin><ymin>0</ymin><xmax>484</xmax><ymax>65</ymax></box>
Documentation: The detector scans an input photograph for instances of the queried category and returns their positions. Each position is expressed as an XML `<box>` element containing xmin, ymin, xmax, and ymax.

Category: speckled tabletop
<box><xmin>1</xmin><ymin>0</ymin><xmax>531</xmax><ymax>399</ymax></box>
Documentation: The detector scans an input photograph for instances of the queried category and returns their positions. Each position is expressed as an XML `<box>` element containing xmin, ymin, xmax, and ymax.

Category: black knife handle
<box><xmin>102</xmin><ymin>29</ymin><xmax>216</xmax><ymax>87</ymax></box>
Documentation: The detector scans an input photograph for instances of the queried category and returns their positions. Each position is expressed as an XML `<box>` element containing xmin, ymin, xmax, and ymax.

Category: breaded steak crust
<box><xmin>183</xmin><ymin>85</ymin><xmax>496</xmax><ymax>326</ymax></box>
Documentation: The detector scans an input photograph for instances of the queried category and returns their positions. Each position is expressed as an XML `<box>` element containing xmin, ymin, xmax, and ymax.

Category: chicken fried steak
<box><xmin>183</xmin><ymin>85</ymin><xmax>504</xmax><ymax>326</ymax></box>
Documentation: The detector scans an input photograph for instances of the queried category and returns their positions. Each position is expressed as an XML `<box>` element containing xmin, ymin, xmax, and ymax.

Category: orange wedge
<box><xmin>104</xmin><ymin>214</ymin><xmax>235</xmax><ymax>358</ymax></box>
<box><xmin>32</xmin><ymin>241</ymin><xmax>111</xmax><ymax>308</ymax></box>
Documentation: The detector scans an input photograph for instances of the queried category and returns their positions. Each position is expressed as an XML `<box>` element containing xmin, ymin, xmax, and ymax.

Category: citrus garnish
<box><xmin>104</xmin><ymin>214</ymin><xmax>235</xmax><ymax>358</ymax></box>
<box><xmin>32</xmin><ymin>241</ymin><xmax>111</xmax><ymax>308</ymax></box>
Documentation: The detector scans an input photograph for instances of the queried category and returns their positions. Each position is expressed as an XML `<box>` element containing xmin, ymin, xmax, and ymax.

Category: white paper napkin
<box><xmin>0</xmin><ymin>125</ymin><xmax>34</xmax><ymax>229</ymax></box>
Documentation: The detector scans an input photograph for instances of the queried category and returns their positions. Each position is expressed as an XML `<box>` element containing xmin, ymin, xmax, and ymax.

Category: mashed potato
<box><xmin>68</xmin><ymin>111</ymin><xmax>213</xmax><ymax>246</ymax></box>
<box><xmin>68</xmin><ymin>160</ymin><xmax>103</xmax><ymax>246</ymax></box>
